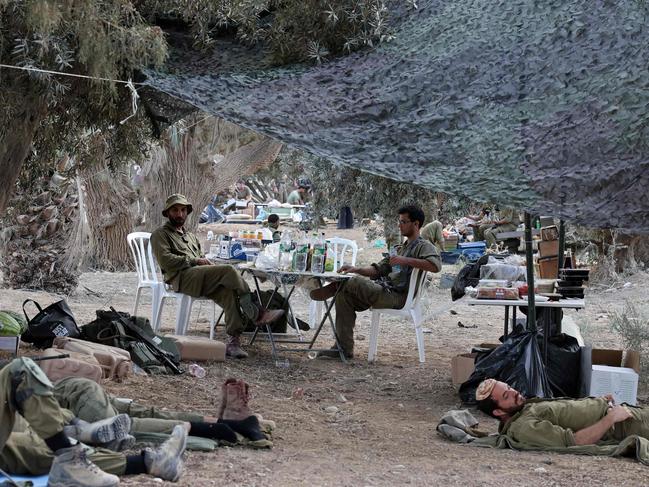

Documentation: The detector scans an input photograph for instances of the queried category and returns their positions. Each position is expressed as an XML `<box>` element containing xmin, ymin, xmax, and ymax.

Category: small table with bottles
<box><xmin>241</xmin><ymin>265</ymin><xmax>353</xmax><ymax>363</ymax></box>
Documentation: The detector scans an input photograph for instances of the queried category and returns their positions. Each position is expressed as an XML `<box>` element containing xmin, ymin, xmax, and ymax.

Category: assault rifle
<box><xmin>108</xmin><ymin>307</ymin><xmax>184</xmax><ymax>375</ymax></box>
<box><xmin>0</xmin><ymin>353</ymin><xmax>70</xmax><ymax>369</ymax></box>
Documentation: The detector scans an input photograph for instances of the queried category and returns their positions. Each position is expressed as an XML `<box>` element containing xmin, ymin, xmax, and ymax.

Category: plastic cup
<box><xmin>295</xmin><ymin>252</ymin><xmax>308</xmax><ymax>272</ymax></box>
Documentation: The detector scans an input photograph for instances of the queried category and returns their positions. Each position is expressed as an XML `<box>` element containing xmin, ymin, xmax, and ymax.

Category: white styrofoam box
<box><xmin>589</xmin><ymin>365</ymin><xmax>639</xmax><ymax>405</ymax></box>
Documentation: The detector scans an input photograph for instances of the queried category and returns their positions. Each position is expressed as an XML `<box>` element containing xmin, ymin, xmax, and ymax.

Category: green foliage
<box><xmin>135</xmin><ymin>0</ymin><xmax>396</xmax><ymax>63</ymax></box>
<box><xmin>1</xmin><ymin>0</ymin><xmax>168</xmax><ymax>178</ymax></box>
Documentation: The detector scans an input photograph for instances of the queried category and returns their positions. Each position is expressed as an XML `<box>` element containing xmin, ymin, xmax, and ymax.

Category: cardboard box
<box><xmin>538</xmin><ymin>239</ymin><xmax>559</xmax><ymax>258</ymax></box>
<box><xmin>538</xmin><ymin>256</ymin><xmax>558</xmax><ymax>278</ymax></box>
<box><xmin>451</xmin><ymin>353</ymin><xmax>477</xmax><ymax>386</ymax></box>
<box><xmin>580</xmin><ymin>347</ymin><xmax>640</xmax><ymax>405</ymax></box>
<box><xmin>541</xmin><ymin>225</ymin><xmax>559</xmax><ymax>241</ymax></box>
<box><xmin>451</xmin><ymin>343</ymin><xmax>500</xmax><ymax>386</ymax></box>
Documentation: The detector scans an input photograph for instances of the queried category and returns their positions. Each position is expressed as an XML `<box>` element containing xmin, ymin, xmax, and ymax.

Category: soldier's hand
<box><xmin>338</xmin><ymin>265</ymin><xmax>356</xmax><ymax>274</ymax></box>
<box><xmin>389</xmin><ymin>255</ymin><xmax>407</xmax><ymax>266</ymax></box>
<box><xmin>606</xmin><ymin>405</ymin><xmax>632</xmax><ymax>423</ymax></box>
<box><xmin>196</xmin><ymin>258</ymin><xmax>212</xmax><ymax>266</ymax></box>
<box><xmin>601</xmin><ymin>394</ymin><xmax>615</xmax><ymax>404</ymax></box>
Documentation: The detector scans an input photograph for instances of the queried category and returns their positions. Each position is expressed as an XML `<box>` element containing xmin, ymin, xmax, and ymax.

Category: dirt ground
<box><xmin>2</xmin><ymin>223</ymin><xmax>649</xmax><ymax>486</ymax></box>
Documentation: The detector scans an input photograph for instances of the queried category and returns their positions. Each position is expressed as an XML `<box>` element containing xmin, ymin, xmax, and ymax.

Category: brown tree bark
<box><xmin>0</xmin><ymin>95</ymin><xmax>48</xmax><ymax>213</ymax></box>
<box><xmin>79</xmin><ymin>140</ymin><xmax>139</xmax><ymax>270</ymax></box>
<box><xmin>140</xmin><ymin>116</ymin><xmax>282</xmax><ymax>231</ymax></box>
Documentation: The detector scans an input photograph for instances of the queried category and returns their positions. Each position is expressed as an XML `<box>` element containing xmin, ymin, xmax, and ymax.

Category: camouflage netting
<box><xmin>144</xmin><ymin>0</ymin><xmax>649</xmax><ymax>233</ymax></box>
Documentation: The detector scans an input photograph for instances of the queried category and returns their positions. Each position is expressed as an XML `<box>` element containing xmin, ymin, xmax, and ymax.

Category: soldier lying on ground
<box><xmin>52</xmin><ymin>377</ymin><xmax>272</xmax><ymax>448</ymax></box>
<box><xmin>476</xmin><ymin>378</ymin><xmax>643</xmax><ymax>447</ymax></box>
<box><xmin>0</xmin><ymin>358</ymin><xmax>187</xmax><ymax>487</ymax></box>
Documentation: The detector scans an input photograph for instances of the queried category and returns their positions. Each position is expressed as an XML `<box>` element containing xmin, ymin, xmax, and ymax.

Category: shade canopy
<box><xmin>145</xmin><ymin>0</ymin><xmax>649</xmax><ymax>233</ymax></box>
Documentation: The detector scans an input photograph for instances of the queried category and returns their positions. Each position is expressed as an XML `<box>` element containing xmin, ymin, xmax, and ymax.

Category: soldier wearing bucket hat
<box><xmin>151</xmin><ymin>193</ymin><xmax>284</xmax><ymax>359</ymax></box>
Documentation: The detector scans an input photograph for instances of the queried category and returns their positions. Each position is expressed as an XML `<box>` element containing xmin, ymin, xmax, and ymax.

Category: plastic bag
<box><xmin>458</xmin><ymin>329</ymin><xmax>552</xmax><ymax>404</ymax></box>
<box><xmin>479</xmin><ymin>263</ymin><xmax>526</xmax><ymax>281</ymax></box>
<box><xmin>255</xmin><ymin>243</ymin><xmax>280</xmax><ymax>270</ymax></box>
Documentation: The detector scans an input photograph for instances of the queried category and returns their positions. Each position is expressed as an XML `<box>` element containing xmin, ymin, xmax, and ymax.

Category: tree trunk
<box><xmin>79</xmin><ymin>139</ymin><xmax>139</xmax><ymax>270</ymax></box>
<box><xmin>140</xmin><ymin>116</ymin><xmax>282</xmax><ymax>231</ymax></box>
<box><xmin>0</xmin><ymin>95</ymin><xmax>48</xmax><ymax>213</ymax></box>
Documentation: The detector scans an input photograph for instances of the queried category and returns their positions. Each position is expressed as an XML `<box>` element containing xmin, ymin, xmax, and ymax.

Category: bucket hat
<box><xmin>162</xmin><ymin>193</ymin><xmax>193</xmax><ymax>216</ymax></box>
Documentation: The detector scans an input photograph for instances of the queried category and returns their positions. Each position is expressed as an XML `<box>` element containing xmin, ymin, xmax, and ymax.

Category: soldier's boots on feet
<box><xmin>316</xmin><ymin>345</ymin><xmax>353</xmax><ymax>360</ymax></box>
<box><xmin>225</xmin><ymin>335</ymin><xmax>249</xmax><ymax>359</ymax></box>
<box><xmin>64</xmin><ymin>414</ymin><xmax>132</xmax><ymax>446</ymax></box>
<box><xmin>238</xmin><ymin>292</ymin><xmax>285</xmax><ymax>327</ymax></box>
<box><xmin>143</xmin><ymin>424</ymin><xmax>188</xmax><ymax>482</ymax></box>
<box><xmin>103</xmin><ymin>434</ymin><xmax>136</xmax><ymax>452</ymax></box>
<box><xmin>48</xmin><ymin>445</ymin><xmax>120</xmax><ymax>487</ymax></box>
<box><xmin>309</xmin><ymin>282</ymin><xmax>339</xmax><ymax>301</ymax></box>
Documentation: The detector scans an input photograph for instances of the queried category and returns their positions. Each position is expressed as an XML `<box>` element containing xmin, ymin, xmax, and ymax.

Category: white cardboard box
<box><xmin>589</xmin><ymin>364</ymin><xmax>639</xmax><ymax>405</ymax></box>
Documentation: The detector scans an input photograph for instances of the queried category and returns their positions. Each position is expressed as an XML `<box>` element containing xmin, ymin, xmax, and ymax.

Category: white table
<box><xmin>467</xmin><ymin>297</ymin><xmax>585</xmax><ymax>362</ymax></box>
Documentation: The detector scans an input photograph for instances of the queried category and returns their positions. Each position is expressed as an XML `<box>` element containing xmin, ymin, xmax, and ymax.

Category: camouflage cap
<box><xmin>162</xmin><ymin>193</ymin><xmax>193</xmax><ymax>216</ymax></box>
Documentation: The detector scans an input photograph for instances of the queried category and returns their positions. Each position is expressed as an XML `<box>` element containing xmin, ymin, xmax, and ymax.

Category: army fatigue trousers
<box><xmin>335</xmin><ymin>277</ymin><xmax>407</xmax><ymax>354</ymax></box>
<box><xmin>53</xmin><ymin>377</ymin><xmax>202</xmax><ymax>435</ymax></box>
<box><xmin>175</xmin><ymin>264</ymin><xmax>250</xmax><ymax>336</ymax></box>
<box><xmin>0</xmin><ymin>359</ymin><xmax>126</xmax><ymax>476</ymax></box>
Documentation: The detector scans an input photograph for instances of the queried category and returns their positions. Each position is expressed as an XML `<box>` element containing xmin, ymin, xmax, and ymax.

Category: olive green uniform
<box><xmin>150</xmin><ymin>221</ymin><xmax>250</xmax><ymax>336</ymax></box>
<box><xmin>420</xmin><ymin>220</ymin><xmax>445</xmax><ymax>252</ymax></box>
<box><xmin>501</xmin><ymin>397</ymin><xmax>649</xmax><ymax>448</ymax></box>
<box><xmin>334</xmin><ymin>237</ymin><xmax>441</xmax><ymax>354</ymax></box>
<box><xmin>0</xmin><ymin>359</ymin><xmax>126</xmax><ymax>476</ymax></box>
<box><xmin>53</xmin><ymin>377</ymin><xmax>202</xmax><ymax>436</ymax></box>
<box><xmin>484</xmin><ymin>208</ymin><xmax>520</xmax><ymax>247</ymax></box>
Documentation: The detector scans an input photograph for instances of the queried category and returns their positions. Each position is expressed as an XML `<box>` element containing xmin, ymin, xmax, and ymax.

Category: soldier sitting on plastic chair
<box><xmin>150</xmin><ymin>194</ymin><xmax>284</xmax><ymax>359</ymax></box>
<box><xmin>309</xmin><ymin>205</ymin><xmax>441</xmax><ymax>359</ymax></box>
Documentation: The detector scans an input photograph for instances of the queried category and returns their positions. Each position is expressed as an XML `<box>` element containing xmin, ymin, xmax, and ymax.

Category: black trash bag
<box><xmin>451</xmin><ymin>254</ymin><xmax>490</xmax><ymax>301</ymax></box>
<box><xmin>459</xmin><ymin>329</ymin><xmax>552</xmax><ymax>404</ymax></box>
<box><xmin>544</xmin><ymin>333</ymin><xmax>581</xmax><ymax>398</ymax></box>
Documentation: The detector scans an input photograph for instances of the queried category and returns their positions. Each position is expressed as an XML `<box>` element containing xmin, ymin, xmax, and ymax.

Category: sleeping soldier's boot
<box><xmin>143</xmin><ymin>424</ymin><xmax>188</xmax><ymax>482</ymax></box>
<box><xmin>48</xmin><ymin>445</ymin><xmax>120</xmax><ymax>487</ymax></box>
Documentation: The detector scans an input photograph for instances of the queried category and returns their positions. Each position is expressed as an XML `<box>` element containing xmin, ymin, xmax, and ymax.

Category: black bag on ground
<box><xmin>21</xmin><ymin>299</ymin><xmax>81</xmax><ymax>349</ymax></box>
<box><xmin>451</xmin><ymin>254</ymin><xmax>490</xmax><ymax>301</ymax></box>
<box><xmin>459</xmin><ymin>328</ymin><xmax>552</xmax><ymax>404</ymax></box>
<box><xmin>81</xmin><ymin>309</ymin><xmax>181</xmax><ymax>375</ymax></box>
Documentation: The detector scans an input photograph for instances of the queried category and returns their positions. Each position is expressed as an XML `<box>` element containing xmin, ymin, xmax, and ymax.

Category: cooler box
<box><xmin>589</xmin><ymin>365</ymin><xmax>639</xmax><ymax>405</ymax></box>
<box><xmin>441</xmin><ymin>250</ymin><xmax>461</xmax><ymax>264</ymax></box>
<box><xmin>457</xmin><ymin>242</ymin><xmax>486</xmax><ymax>262</ymax></box>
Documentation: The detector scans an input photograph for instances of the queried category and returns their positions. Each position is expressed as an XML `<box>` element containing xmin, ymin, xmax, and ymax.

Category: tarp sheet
<box><xmin>145</xmin><ymin>0</ymin><xmax>649</xmax><ymax>233</ymax></box>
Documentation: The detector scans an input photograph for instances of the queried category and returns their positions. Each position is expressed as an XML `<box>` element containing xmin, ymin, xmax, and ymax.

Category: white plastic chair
<box><xmin>327</xmin><ymin>237</ymin><xmax>359</xmax><ymax>272</ymax></box>
<box><xmin>127</xmin><ymin>232</ymin><xmax>216</xmax><ymax>336</ymax></box>
<box><xmin>367</xmin><ymin>268</ymin><xmax>428</xmax><ymax>363</ymax></box>
<box><xmin>127</xmin><ymin>232</ymin><xmax>163</xmax><ymax>327</ymax></box>
<box><xmin>308</xmin><ymin>237</ymin><xmax>358</xmax><ymax>328</ymax></box>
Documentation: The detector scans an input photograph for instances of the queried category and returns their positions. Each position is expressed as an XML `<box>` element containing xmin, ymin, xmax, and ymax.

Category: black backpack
<box><xmin>21</xmin><ymin>299</ymin><xmax>81</xmax><ymax>349</ymax></box>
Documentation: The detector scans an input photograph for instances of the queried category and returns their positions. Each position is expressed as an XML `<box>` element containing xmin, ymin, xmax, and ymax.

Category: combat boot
<box><xmin>64</xmin><ymin>414</ymin><xmax>132</xmax><ymax>446</ymax></box>
<box><xmin>143</xmin><ymin>424</ymin><xmax>188</xmax><ymax>482</ymax></box>
<box><xmin>48</xmin><ymin>445</ymin><xmax>120</xmax><ymax>487</ymax></box>
<box><xmin>226</xmin><ymin>335</ymin><xmax>249</xmax><ymax>359</ymax></box>
<box><xmin>219</xmin><ymin>378</ymin><xmax>253</xmax><ymax>420</ymax></box>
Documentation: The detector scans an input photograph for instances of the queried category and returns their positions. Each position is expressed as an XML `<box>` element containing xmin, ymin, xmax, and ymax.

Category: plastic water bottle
<box><xmin>389</xmin><ymin>246</ymin><xmax>401</xmax><ymax>273</ymax></box>
<box><xmin>207</xmin><ymin>230</ymin><xmax>214</xmax><ymax>241</ymax></box>
<box><xmin>274</xmin><ymin>358</ymin><xmax>290</xmax><ymax>368</ymax></box>
<box><xmin>188</xmin><ymin>363</ymin><xmax>206</xmax><ymax>378</ymax></box>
